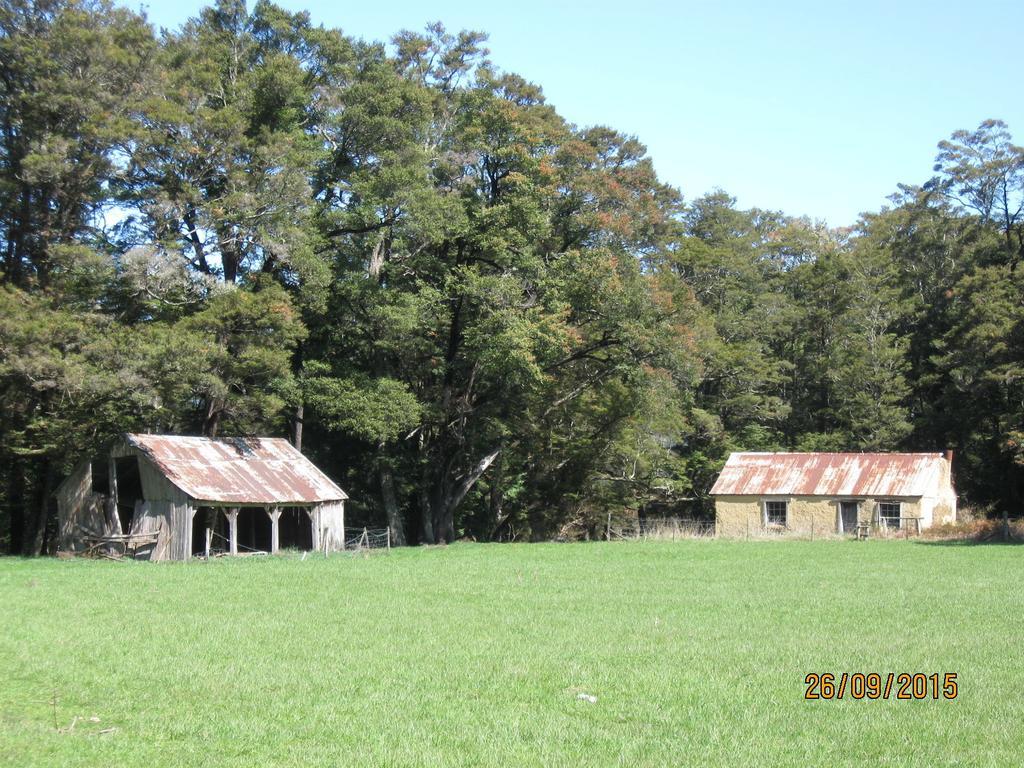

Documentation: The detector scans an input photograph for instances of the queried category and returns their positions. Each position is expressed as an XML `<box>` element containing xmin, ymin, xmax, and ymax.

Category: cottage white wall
<box><xmin>715</xmin><ymin>495</ymin><xmax>926</xmax><ymax>537</ymax></box>
<box><xmin>937</xmin><ymin>458</ymin><xmax>958</xmax><ymax>523</ymax></box>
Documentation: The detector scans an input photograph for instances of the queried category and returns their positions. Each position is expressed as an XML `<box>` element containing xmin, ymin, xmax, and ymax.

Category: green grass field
<box><xmin>1</xmin><ymin>540</ymin><xmax>1022</xmax><ymax>767</ymax></box>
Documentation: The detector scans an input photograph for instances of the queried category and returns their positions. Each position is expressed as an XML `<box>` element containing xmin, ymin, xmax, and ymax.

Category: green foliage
<box><xmin>303</xmin><ymin>365</ymin><xmax>421</xmax><ymax>444</ymax></box>
<box><xmin>930</xmin><ymin>119</ymin><xmax>1024</xmax><ymax>266</ymax></box>
<box><xmin>177</xmin><ymin>284</ymin><xmax>306</xmax><ymax>435</ymax></box>
<box><xmin>1</xmin><ymin>0</ymin><xmax>1023</xmax><ymax>550</ymax></box>
<box><xmin>0</xmin><ymin>0</ymin><xmax>155</xmax><ymax>287</ymax></box>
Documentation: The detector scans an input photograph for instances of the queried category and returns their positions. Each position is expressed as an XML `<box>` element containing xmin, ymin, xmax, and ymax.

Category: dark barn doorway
<box><xmin>191</xmin><ymin>507</ymin><xmax>224</xmax><ymax>556</ymax></box>
<box><xmin>278</xmin><ymin>507</ymin><xmax>314</xmax><ymax>551</ymax></box>
<box><xmin>114</xmin><ymin>456</ymin><xmax>144</xmax><ymax>533</ymax></box>
<box><xmin>236</xmin><ymin>507</ymin><xmax>273</xmax><ymax>553</ymax></box>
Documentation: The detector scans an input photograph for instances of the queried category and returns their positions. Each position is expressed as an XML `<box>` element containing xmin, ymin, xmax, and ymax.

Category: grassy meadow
<box><xmin>1</xmin><ymin>539</ymin><xmax>1022</xmax><ymax>767</ymax></box>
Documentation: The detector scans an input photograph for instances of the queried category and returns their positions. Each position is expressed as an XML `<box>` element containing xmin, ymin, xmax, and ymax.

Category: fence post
<box><xmin>606</xmin><ymin>511</ymin><xmax>611</xmax><ymax>541</ymax></box>
<box><xmin>1003</xmin><ymin>510</ymin><xmax>1009</xmax><ymax>541</ymax></box>
<box><xmin>811</xmin><ymin>518</ymin><xmax>814</xmax><ymax>541</ymax></box>
<box><xmin>387</xmin><ymin>526</ymin><xmax>391</xmax><ymax>552</ymax></box>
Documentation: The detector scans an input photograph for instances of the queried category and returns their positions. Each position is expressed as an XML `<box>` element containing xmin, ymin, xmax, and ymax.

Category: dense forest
<box><xmin>2</xmin><ymin>0</ymin><xmax>1023</xmax><ymax>553</ymax></box>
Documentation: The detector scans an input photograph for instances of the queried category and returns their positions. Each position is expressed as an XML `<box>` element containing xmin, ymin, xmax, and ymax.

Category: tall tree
<box><xmin>0</xmin><ymin>0</ymin><xmax>153</xmax><ymax>287</ymax></box>
<box><xmin>120</xmin><ymin>0</ymin><xmax>330</xmax><ymax>291</ymax></box>
<box><xmin>930</xmin><ymin>119</ymin><xmax>1024</xmax><ymax>268</ymax></box>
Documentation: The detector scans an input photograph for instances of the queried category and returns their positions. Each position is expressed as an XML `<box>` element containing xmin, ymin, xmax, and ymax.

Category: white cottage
<box><xmin>711</xmin><ymin>451</ymin><xmax>957</xmax><ymax>537</ymax></box>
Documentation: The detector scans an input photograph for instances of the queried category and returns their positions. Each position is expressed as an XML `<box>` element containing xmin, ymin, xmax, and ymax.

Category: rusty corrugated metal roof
<box><xmin>125</xmin><ymin>434</ymin><xmax>347</xmax><ymax>504</ymax></box>
<box><xmin>709</xmin><ymin>452</ymin><xmax>948</xmax><ymax>498</ymax></box>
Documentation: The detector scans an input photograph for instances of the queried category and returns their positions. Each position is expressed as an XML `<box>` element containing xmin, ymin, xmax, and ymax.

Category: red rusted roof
<box><xmin>125</xmin><ymin>434</ymin><xmax>347</xmax><ymax>504</ymax></box>
<box><xmin>709</xmin><ymin>452</ymin><xmax>948</xmax><ymax>498</ymax></box>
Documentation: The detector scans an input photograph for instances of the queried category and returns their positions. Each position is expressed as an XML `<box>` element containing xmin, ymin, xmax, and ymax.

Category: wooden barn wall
<box><xmin>56</xmin><ymin>460</ymin><xmax>114</xmax><ymax>553</ymax></box>
<box><xmin>317</xmin><ymin>501</ymin><xmax>346</xmax><ymax>552</ymax></box>
<box><xmin>133</xmin><ymin>451</ymin><xmax>194</xmax><ymax>561</ymax></box>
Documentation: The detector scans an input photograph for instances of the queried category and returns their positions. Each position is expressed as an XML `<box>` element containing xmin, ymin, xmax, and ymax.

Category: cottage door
<box><xmin>840</xmin><ymin>502</ymin><xmax>859</xmax><ymax>534</ymax></box>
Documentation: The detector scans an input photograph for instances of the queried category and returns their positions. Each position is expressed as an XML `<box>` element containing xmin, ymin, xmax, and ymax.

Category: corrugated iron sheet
<box><xmin>709</xmin><ymin>452</ymin><xmax>947</xmax><ymax>498</ymax></box>
<box><xmin>125</xmin><ymin>434</ymin><xmax>347</xmax><ymax>504</ymax></box>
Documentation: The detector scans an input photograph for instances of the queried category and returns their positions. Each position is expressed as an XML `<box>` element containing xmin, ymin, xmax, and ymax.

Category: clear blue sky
<box><xmin>122</xmin><ymin>0</ymin><xmax>1024</xmax><ymax>227</ymax></box>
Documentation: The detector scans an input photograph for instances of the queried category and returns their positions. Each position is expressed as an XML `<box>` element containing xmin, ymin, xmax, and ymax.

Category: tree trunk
<box><xmin>434</xmin><ymin>485</ymin><xmax>456</xmax><ymax>544</ymax></box>
<box><xmin>183</xmin><ymin>209</ymin><xmax>211</xmax><ymax>274</ymax></box>
<box><xmin>6</xmin><ymin>458</ymin><xmax>25</xmax><ymax>554</ymax></box>
<box><xmin>426</xmin><ymin>473</ymin><xmax>451</xmax><ymax>544</ymax></box>
<box><xmin>368</xmin><ymin>234</ymin><xmax>390</xmax><ymax>281</ymax></box>
<box><xmin>291</xmin><ymin>403</ymin><xmax>304</xmax><ymax>452</ymax></box>
<box><xmin>418</xmin><ymin>487</ymin><xmax>435</xmax><ymax>544</ymax></box>
<box><xmin>218</xmin><ymin>226</ymin><xmax>240</xmax><ymax>284</ymax></box>
<box><xmin>488</xmin><ymin>449</ymin><xmax>505</xmax><ymax>541</ymax></box>
<box><xmin>203</xmin><ymin>397</ymin><xmax>222</xmax><ymax>437</ymax></box>
<box><xmin>23</xmin><ymin>457</ymin><xmax>54</xmax><ymax>556</ymax></box>
<box><xmin>418</xmin><ymin>436</ymin><xmax>435</xmax><ymax>544</ymax></box>
<box><xmin>379</xmin><ymin>460</ymin><xmax>406</xmax><ymax>546</ymax></box>
<box><xmin>426</xmin><ymin>446</ymin><xmax>502</xmax><ymax>544</ymax></box>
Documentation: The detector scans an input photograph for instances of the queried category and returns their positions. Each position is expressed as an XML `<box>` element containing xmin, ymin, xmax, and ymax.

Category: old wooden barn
<box><xmin>56</xmin><ymin>434</ymin><xmax>348</xmax><ymax>560</ymax></box>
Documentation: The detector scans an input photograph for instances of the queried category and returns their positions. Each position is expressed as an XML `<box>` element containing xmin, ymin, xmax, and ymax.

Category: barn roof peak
<box><xmin>123</xmin><ymin>433</ymin><xmax>347</xmax><ymax>505</ymax></box>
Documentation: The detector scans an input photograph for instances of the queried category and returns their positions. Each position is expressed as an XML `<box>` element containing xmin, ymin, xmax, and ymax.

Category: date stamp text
<box><xmin>804</xmin><ymin>672</ymin><xmax>958</xmax><ymax>700</ymax></box>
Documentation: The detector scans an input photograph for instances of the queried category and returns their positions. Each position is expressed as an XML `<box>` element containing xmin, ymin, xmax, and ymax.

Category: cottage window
<box><xmin>765</xmin><ymin>500</ymin><xmax>788</xmax><ymax>527</ymax></box>
<box><xmin>879</xmin><ymin>501</ymin><xmax>901</xmax><ymax>529</ymax></box>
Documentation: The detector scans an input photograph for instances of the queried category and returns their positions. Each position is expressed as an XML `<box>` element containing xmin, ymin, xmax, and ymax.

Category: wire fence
<box><xmin>607</xmin><ymin>517</ymin><xmax>716</xmax><ymax>541</ymax></box>
<box><xmin>344</xmin><ymin>527</ymin><xmax>392</xmax><ymax>552</ymax></box>
<box><xmin>209</xmin><ymin>529</ymin><xmax>268</xmax><ymax>555</ymax></box>
<box><xmin>197</xmin><ymin>527</ymin><xmax>392</xmax><ymax>557</ymax></box>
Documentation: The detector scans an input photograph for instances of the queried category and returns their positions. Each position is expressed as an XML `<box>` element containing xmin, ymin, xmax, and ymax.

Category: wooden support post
<box><xmin>387</xmin><ymin>526</ymin><xmax>391</xmax><ymax>552</ymax></box>
<box><xmin>108</xmin><ymin>456</ymin><xmax>120</xmax><ymax>534</ymax></box>
<box><xmin>226</xmin><ymin>508</ymin><xmax>239</xmax><ymax>556</ymax></box>
<box><xmin>204</xmin><ymin>525</ymin><xmax>212</xmax><ymax>560</ymax></box>
<box><xmin>268</xmin><ymin>507</ymin><xmax>282</xmax><ymax>554</ymax></box>
<box><xmin>308</xmin><ymin>508</ymin><xmax>321</xmax><ymax>554</ymax></box>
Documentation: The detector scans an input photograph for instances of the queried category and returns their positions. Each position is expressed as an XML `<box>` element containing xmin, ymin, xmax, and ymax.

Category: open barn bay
<box><xmin>1</xmin><ymin>541</ymin><xmax>1021</xmax><ymax>767</ymax></box>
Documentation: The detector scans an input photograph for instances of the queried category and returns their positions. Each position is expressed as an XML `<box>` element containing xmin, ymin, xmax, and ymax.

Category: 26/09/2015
<box><xmin>804</xmin><ymin>672</ymin><xmax>958</xmax><ymax>700</ymax></box>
